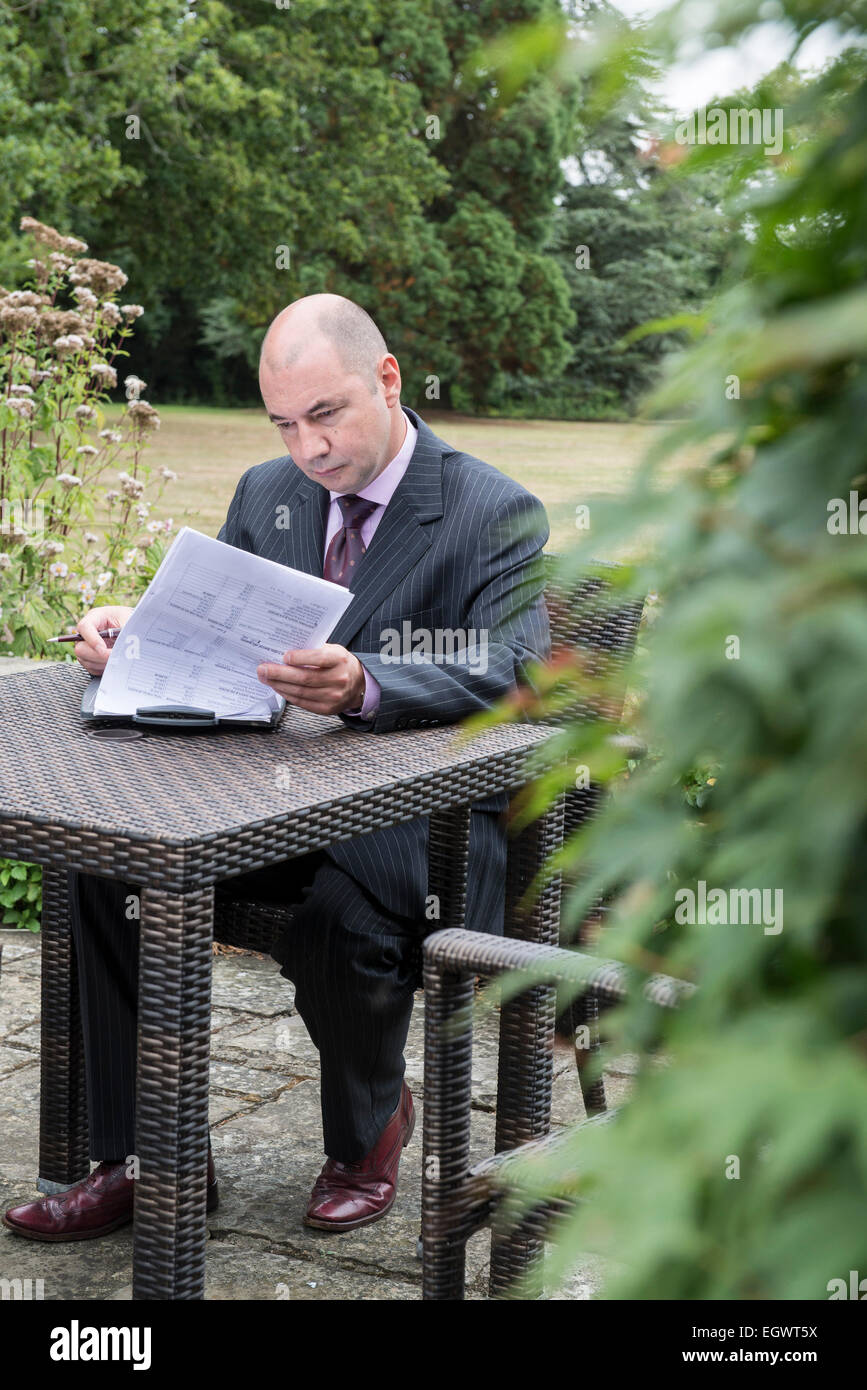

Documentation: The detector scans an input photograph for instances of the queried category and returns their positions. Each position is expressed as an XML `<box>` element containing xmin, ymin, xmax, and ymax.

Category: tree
<box><xmin>1</xmin><ymin>0</ymin><xmax>577</xmax><ymax>408</ymax></box>
<box><xmin>500</xmin><ymin>1</ymin><xmax>734</xmax><ymax>417</ymax></box>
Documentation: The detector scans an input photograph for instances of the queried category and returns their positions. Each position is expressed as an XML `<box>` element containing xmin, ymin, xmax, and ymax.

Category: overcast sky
<box><xmin>608</xmin><ymin>2</ymin><xmax>849</xmax><ymax>112</ymax></box>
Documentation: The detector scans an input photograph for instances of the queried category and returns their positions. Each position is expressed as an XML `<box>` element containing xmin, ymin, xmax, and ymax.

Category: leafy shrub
<box><xmin>0</xmin><ymin>216</ymin><xmax>175</xmax><ymax>655</ymax></box>
<box><xmin>0</xmin><ymin>216</ymin><xmax>177</xmax><ymax>928</ymax></box>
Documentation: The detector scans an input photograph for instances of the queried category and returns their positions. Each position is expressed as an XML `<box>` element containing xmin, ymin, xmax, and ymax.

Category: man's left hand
<box><xmin>257</xmin><ymin>644</ymin><xmax>366</xmax><ymax>715</ymax></box>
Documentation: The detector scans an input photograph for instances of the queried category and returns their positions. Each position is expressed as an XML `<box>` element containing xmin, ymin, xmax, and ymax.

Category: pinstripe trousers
<box><xmin>66</xmin><ymin>850</ymin><xmax>422</xmax><ymax>1165</ymax></box>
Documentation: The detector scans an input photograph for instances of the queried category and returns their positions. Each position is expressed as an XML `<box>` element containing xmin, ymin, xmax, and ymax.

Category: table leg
<box><xmin>132</xmin><ymin>885</ymin><xmax>214</xmax><ymax>1301</ymax></box>
<box><xmin>490</xmin><ymin>793</ymin><xmax>564</xmax><ymax>1299</ymax></box>
<box><xmin>427</xmin><ymin>806</ymin><xmax>471</xmax><ymax>932</ymax></box>
<box><xmin>38</xmin><ymin>867</ymin><xmax>89</xmax><ymax>1193</ymax></box>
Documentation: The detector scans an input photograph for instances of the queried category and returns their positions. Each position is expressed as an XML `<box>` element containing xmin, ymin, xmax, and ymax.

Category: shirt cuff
<box><xmin>343</xmin><ymin>665</ymin><xmax>381</xmax><ymax>720</ymax></box>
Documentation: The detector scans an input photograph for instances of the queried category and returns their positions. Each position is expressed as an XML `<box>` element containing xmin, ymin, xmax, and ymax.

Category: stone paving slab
<box><xmin>209</xmin><ymin>954</ymin><xmax>296</xmax><ymax>1017</ymax></box>
<box><xmin>0</xmin><ymin>926</ymin><xmax>629</xmax><ymax>1299</ymax></box>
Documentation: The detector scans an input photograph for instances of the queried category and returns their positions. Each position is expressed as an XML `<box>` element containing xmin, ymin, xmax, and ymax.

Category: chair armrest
<box><xmin>422</xmin><ymin>927</ymin><xmax>694</xmax><ymax>1009</ymax></box>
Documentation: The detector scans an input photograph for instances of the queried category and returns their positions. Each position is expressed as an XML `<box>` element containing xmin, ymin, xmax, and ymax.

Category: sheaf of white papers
<box><xmin>93</xmin><ymin>526</ymin><xmax>355</xmax><ymax>721</ymax></box>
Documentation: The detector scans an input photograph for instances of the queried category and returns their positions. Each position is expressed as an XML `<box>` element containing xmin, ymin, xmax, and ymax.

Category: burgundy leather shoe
<box><xmin>304</xmin><ymin>1082</ymin><xmax>415</xmax><ymax>1232</ymax></box>
<box><xmin>3</xmin><ymin>1148</ymin><xmax>219</xmax><ymax>1243</ymax></box>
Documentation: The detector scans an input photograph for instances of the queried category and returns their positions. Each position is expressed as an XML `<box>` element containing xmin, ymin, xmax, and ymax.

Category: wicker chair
<box><xmin>420</xmin><ymin>930</ymin><xmax>694</xmax><ymax>1299</ymax></box>
<box><xmin>535</xmin><ymin>556</ymin><xmax>644</xmax><ymax>1111</ymax></box>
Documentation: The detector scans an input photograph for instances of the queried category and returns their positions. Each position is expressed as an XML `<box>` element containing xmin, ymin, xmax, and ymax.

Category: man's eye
<box><xmin>315</xmin><ymin>410</ymin><xmax>335</xmax><ymax>421</ymax></box>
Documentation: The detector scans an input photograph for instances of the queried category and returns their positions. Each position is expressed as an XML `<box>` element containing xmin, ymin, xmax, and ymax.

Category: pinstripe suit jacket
<box><xmin>217</xmin><ymin>404</ymin><xmax>551</xmax><ymax>935</ymax></box>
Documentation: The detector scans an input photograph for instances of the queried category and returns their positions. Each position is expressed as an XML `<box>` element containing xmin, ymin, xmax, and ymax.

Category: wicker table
<box><xmin>0</xmin><ymin>663</ymin><xmax>562</xmax><ymax>1299</ymax></box>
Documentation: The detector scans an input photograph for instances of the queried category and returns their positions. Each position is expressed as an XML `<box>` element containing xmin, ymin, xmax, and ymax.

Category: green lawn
<box><xmin>109</xmin><ymin>405</ymin><xmax>694</xmax><ymax>554</ymax></box>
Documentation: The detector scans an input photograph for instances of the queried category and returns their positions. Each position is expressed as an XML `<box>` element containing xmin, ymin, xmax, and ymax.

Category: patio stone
<box><xmin>209</xmin><ymin>952</ymin><xmax>295</xmax><ymax>1017</ymax></box>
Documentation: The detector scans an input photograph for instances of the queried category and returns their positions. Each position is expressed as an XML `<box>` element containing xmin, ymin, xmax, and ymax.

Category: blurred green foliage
<box><xmin>473</xmin><ymin>2</ymin><xmax>867</xmax><ymax>1298</ymax></box>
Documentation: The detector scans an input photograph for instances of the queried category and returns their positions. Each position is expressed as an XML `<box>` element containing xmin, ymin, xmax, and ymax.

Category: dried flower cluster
<box><xmin>0</xmin><ymin>218</ymin><xmax>178</xmax><ymax>655</ymax></box>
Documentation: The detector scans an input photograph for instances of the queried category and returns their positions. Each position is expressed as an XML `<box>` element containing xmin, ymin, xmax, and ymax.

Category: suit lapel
<box><xmin>281</xmin><ymin>474</ymin><xmax>329</xmax><ymax>577</ymax></box>
<box><xmin>283</xmin><ymin>406</ymin><xmax>448</xmax><ymax>649</ymax></box>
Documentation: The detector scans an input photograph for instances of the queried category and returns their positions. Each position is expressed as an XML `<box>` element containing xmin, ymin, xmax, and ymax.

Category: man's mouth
<box><xmin>314</xmin><ymin>464</ymin><xmax>342</xmax><ymax>476</ymax></box>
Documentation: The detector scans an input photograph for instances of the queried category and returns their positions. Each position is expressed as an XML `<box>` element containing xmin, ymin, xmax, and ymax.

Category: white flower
<box><xmin>117</xmin><ymin>470</ymin><xmax>144</xmax><ymax>499</ymax></box>
<box><xmin>56</xmin><ymin>473</ymin><xmax>82</xmax><ymax>490</ymax></box>
<box><xmin>96</xmin><ymin>570</ymin><xmax>112</xmax><ymax>588</ymax></box>
<box><xmin>77</xmin><ymin>577</ymin><xmax>95</xmax><ymax>596</ymax></box>
<box><xmin>120</xmin><ymin>304</ymin><xmax>144</xmax><ymax>319</ymax></box>
<box><xmin>72</xmin><ymin>286</ymin><xmax>98</xmax><ymax>307</ymax></box>
<box><xmin>6</xmin><ymin>397</ymin><xmax>34</xmax><ymax>418</ymax></box>
<box><xmin>84</xmin><ymin>532</ymin><xmax>99</xmax><ymax>544</ymax></box>
<box><xmin>74</xmin><ymin>404</ymin><xmax>95</xmax><ymax>420</ymax></box>
<box><xmin>10</xmin><ymin>383</ymin><xmax>34</xmax><ymax>395</ymax></box>
<box><xmin>159</xmin><ymin>467</ymin><xmax>178</xmax><ymax>481</ymax></box>
<box><xmin>127</xmin><ymin>399</ymin><xmax>160</xmax><ymax>432</ymax></box>
<box><xmin>100</xmin><ymin>302</ymin><xmax>122</xmax><ymax>326</ymax></box>
<box><xmin>124</xmin><ymin>374</ymin><xmax>146</xmax><ymax>401</ymax></box>
<box><xmin>76</xmin><ymin>445</ymin><xmax>98</xmax><ymax>456</ymax></box>
<box><xmin>123</xmin><ymin>549</ymin><xmax>137</xmax><ymax>565</ymax></box>
<box><xmin>163</xmin><ymin>517</ymin><xmax>174</xmax><ymax>532</ymax></box>
<box><xmin>0</xmin><ymin>554</ymin><xmax>12</xmax><ymax>570</ymax></box>
<box><xmin>146</xmin><ymin>519</ymin><xmax>163</xmax><ymax>532</ymax></box>
<box><xmin>136</xmin><ymin>502</ymin><xmax>151</xmax><ymax>521</ymax></box>
<box><xmin>48</xmin><ymin>561</ymin><xmax>69</xmax><ymax>578</ymax></box>
<box><xmin>90</xmin><ymin>362</ymin><xmax>117</xmax><ymax>387</ymax></box>
<box><xmin>30</xmin><ymin>369</ymin><xmax>53</xmax><ymax>384</ymax></box>
<box><xmin>41</xmin><ymin>540</ymin><xmax>64</xmax><ymax>556</ymax></box>
<box><xmin>99</xmin><ymin>429</ymin><xmax>123</xmax><ymax>442</ymax></box>
<box><xmin>105</xmin><ymin>490</ymin><xmax>121</xmax><ymax>503</ymax></box>
<box><xmin>0</xmin><ymin>304</ymin><xmax>37</xmax><ymax>337</ymax></box>
<box><xmin>53</xmin><ymin>334</ymin><xmax>85</xmax><ymax>355</ymax></box>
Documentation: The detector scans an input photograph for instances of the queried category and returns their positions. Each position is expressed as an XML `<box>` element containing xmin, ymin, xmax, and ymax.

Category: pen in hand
<box><xmin>48</xmin><ymin>627</ymin><xmax>122</xmax><ymax>645</ymax></box>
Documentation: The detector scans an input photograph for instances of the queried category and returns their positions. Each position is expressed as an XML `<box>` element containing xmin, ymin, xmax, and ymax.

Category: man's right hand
<box><xmin>73</xmin><ymin>606</ymin><xmax>135</xmax><ymax>676</ymax></box>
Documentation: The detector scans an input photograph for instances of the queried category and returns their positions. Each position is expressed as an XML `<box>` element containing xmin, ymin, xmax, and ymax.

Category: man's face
<box><xmin>259</xmin><ymin>338</ymin><xmax>394</xmax><ymax>494</ymax></box>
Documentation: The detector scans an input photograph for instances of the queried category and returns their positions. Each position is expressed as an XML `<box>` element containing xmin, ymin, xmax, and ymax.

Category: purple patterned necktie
<box><xmin>323</xmin><ymin>493</ymin><xmax>379</xmax><ymax>587</ymax></box>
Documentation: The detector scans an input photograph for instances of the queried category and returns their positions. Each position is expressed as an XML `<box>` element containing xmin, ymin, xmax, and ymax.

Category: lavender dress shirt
<box><xmin>324</xmin><ymin>410</ymin><xmax>418</xmax><ymax>719</ymax></box>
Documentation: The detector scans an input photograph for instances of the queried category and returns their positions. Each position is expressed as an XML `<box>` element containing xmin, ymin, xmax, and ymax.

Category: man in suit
<box><xmin>4</xmin><ymin>294</ymin><xmax>551</xmax><ymax>1243</ymax></box>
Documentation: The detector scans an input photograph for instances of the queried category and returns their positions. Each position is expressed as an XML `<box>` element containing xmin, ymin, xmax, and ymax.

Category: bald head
<box><xmin>261</xmin><ymin>293</ymin><xmax>387</xmax><ymax>393</ymax></box>
<box><xmin>257</xmin><ymin>293</ymin><xmax>406</xmax><ymax>494</ymax></box>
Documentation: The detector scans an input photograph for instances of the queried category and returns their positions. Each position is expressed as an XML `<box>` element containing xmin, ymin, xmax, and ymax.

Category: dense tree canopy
<box><xmin>1</xmin><ymin>0</ymin><xmax>579</xmax><ymax>407</ymax></box>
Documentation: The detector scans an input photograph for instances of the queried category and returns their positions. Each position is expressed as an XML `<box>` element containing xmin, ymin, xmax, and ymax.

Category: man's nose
<box><xmin>296</xmin><ymin>420</ymin><xmax>329</xmax><ymax>465</ymax></box>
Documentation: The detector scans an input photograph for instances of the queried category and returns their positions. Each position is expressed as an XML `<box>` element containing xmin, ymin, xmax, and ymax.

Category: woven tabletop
<box><xmin>0</xmin><ymin>664</ymin><xmax>556</xmax><ymax>891</ymax></box>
